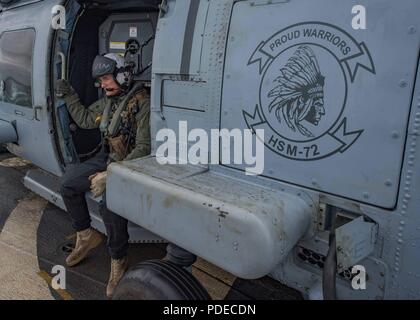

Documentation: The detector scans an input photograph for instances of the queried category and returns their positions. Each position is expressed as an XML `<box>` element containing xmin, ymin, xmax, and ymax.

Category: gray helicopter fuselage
<box><xmin>0</xmin><ymin>0</ymin><xmax>419</xmax><ymax>300</ymax></box>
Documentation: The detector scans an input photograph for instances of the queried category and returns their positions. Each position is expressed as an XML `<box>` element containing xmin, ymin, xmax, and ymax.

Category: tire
<box><xmin>113</xmin><ymin>259</ymin><xmax>211</xmax><ymax>300</ymax></box>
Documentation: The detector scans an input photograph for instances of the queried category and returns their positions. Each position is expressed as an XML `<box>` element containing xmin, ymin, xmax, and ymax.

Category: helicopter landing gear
<box><xmin>112</xmin><ymin>259</ymin><xmax>211</xmax><ymax>300</ymax></box>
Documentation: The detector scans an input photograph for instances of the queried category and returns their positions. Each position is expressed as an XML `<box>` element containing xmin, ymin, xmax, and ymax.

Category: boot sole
<box><xmin>66</xmin><ymin>233</ymin><xmax>103</xmax><ymax>267</ymax></box>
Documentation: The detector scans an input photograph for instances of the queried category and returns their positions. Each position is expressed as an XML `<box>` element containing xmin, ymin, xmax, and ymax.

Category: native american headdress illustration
<box><xmin>267</xmin><ymin>45</ymin><xmax>325</xmax><ymax>137</ymax></box>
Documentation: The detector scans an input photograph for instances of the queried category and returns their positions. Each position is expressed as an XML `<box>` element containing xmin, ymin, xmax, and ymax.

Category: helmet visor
<box><xmin>92</xmin><ymin>55</ymin><xmax>116</xmax><ymax>79</ymax></box>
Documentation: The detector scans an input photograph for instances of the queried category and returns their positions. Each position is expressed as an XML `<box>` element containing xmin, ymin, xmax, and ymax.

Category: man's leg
<box><xmin>100</xmin><ymin>193</ymin><xmax>129</xmax><ymax>298</ymax></box>
<box><xmin>60</xmin><ymin>154</ymin><xmax>108</xmax><ymax>266</ymax></box>
<box><xmin>100</xmin><ymin>193</ymin><xmax>129</xmax><ymax>259</ymax></box>
<box><xmin>61</xmin><ymin>164</ymin><xmax>96</xmax><ymax>231</ymax></box>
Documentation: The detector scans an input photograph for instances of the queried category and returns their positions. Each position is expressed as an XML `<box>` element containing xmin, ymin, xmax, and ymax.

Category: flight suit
<box><xmin>60</xmin><ymin>84</ymin><xmax>150</xmax><ymax>259</ymax></box>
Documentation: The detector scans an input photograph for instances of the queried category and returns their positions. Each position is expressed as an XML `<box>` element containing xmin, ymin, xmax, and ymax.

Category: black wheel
<box><xmin>0</xmin><ymin>144</ymin><xmax>7</xmax><ymax>153</ymax></box>
<box><xmin>113</xmin><ymin>259</ymin><xmax>211</xmax><ymax>300</ymax></box>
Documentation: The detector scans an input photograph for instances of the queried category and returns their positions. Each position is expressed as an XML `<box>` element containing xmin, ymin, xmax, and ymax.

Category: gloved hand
<box><xmin>89</xmin><ymin>171</ymin><xmax>107</xmax><ymax>197</ymax></box>
<box><xmin>55</xmin><ymin>79</ymin><xmax>75</xmax><ymax>98</ymax></box>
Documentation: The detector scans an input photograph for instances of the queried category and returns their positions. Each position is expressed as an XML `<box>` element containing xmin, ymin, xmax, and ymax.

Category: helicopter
<box><xmin>0</xmin><ymin>0</ymin><xmax>419</xmax><ymax>300</ymax></box>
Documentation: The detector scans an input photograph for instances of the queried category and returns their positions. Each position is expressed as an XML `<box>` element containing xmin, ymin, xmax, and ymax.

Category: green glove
<box><xmin>55</xmin><ymin>79</ymin><xmax>75</xmax><ymax>98</ymax></box>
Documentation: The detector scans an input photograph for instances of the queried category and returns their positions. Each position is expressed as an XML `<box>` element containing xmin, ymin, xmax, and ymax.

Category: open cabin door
<box><xmin>0</xmin><ymin>0</ymin><xmax>64</xmax><ymax>176</ymax></box>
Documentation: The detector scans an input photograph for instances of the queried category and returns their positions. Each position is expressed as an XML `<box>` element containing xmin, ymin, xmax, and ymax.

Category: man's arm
<box><xmin>64</xmin><ymin>93</ymin><xmax>106</xmax><ymax>130</ymax></box>
<box><xmin>56</xmin><ymin>79</ymin><xmax>105</xmax><ymax>129</ymax></box>
<box><xmin>124</xmin><ymin>99</ymin><xmax>151</xmax><ymax>161</ymax></box>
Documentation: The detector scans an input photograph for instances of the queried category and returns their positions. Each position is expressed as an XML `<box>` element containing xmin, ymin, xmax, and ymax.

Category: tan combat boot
<box><xmin>106</xmin><ymin>257</ymin><xmax>128</xmax><ymax>299</ymax></box>
<box><xmin>65</xmin><ymin>228</ymin><xmax>103</xmax><ymax>267</ymax></box>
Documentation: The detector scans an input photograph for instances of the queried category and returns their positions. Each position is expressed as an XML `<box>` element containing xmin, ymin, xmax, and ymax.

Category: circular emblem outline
<box><xmin>243</xmin><ymin>21</ymin><xmax>376</xmax><ymax>161</ymax></box>
<box><xmin>259</xmin><ymin>42</ymin><xmax>349</xmax><ymax>144</ymax></box>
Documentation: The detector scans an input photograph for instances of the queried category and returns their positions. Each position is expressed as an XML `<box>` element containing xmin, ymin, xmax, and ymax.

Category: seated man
<box><xmin>56</xmin><ymin>53</ymin><xmax>150</xmax><ymax>298</ymax></box>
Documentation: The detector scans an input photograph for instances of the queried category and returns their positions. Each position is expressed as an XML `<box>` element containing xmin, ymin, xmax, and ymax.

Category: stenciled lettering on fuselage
<box><xmin>243</xmin><ymin>22</ymin><xmax>376</xmax><ymax>161</ymax></box>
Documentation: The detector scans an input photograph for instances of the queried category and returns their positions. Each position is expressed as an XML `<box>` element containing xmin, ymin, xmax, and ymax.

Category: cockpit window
<box><xmin>0</xmin><ymin>29</ymin><xmax>35</xmax><ymax>108</ymax></box>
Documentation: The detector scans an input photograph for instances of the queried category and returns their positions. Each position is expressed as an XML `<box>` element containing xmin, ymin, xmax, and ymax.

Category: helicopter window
<box><xmin>0</xmin><ymin>29</ymin><xmax>35</xmax><ymax>108</ymax></box>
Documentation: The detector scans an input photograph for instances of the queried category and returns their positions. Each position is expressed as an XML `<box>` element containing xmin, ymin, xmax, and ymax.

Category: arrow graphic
<box><xmin>330</xmin><ymin>118</ymin><xmax>364</xmax><ymax>153</ymax></box>
<box><xmin>342</xmin><ymin>42</ymin><xmax>376</xmax><ymax>83</ymax></box>
<box><xmin>247</xmin><ymin>41</ymin><xmax>275</xmax><ymax>75</ymax></box>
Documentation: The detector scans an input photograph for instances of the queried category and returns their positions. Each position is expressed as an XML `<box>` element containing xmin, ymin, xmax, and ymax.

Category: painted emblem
<box><xmin>244</xmin><ymin>22</ymin><xmax>376</xmax><ymax>160</ymax></box>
